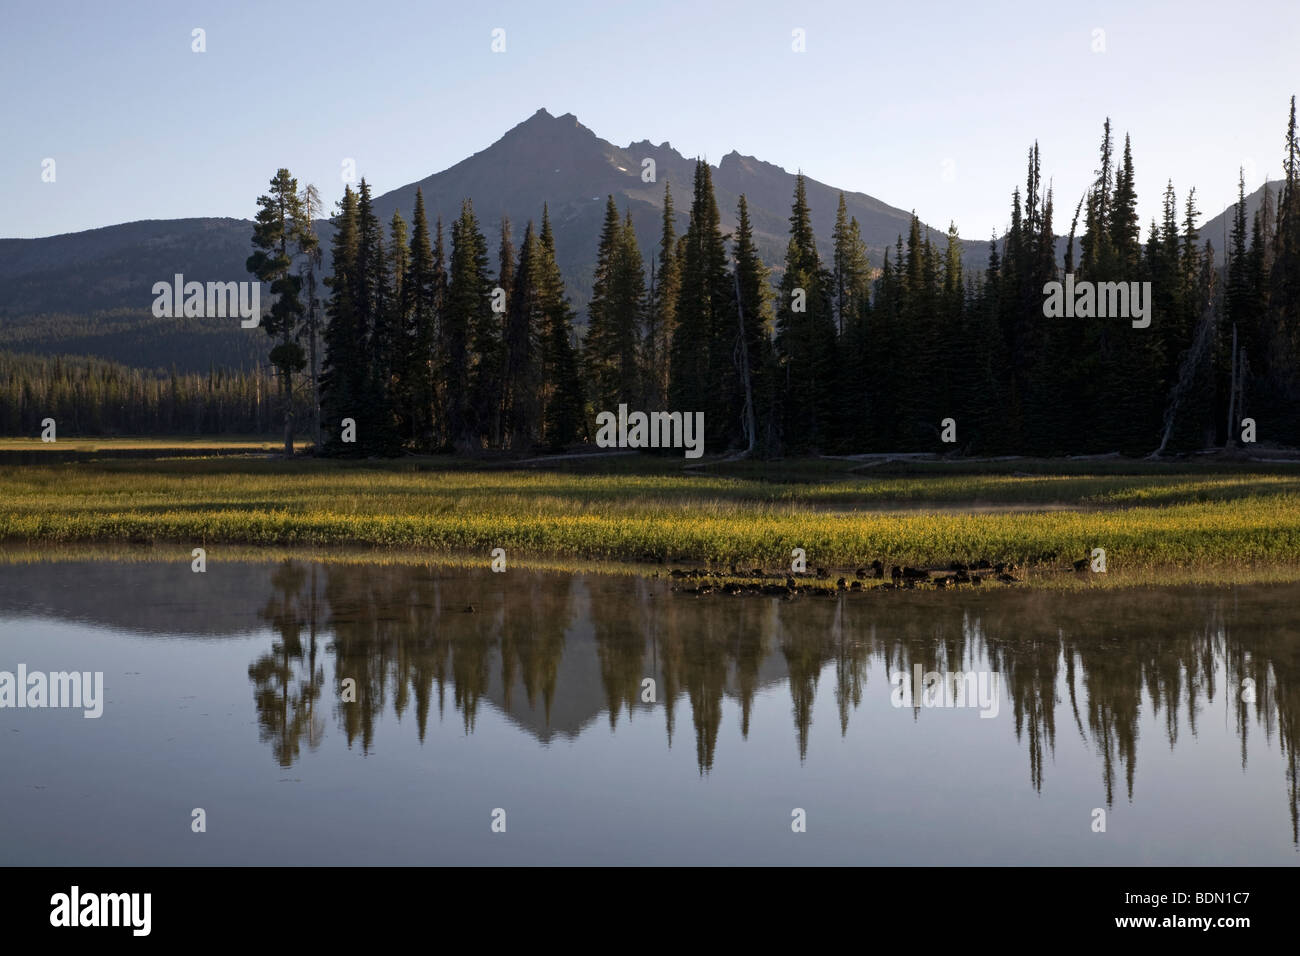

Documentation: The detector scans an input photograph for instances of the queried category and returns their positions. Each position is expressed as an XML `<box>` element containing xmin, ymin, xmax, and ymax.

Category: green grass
<box><xmin>2</xmin><ymin>453</ymin><xmax>1300</xmax><ymax>581</ymax></box>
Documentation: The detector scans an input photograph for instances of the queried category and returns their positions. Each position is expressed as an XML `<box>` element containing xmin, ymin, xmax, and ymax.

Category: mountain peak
<box><xmin>629</xmin><ymin>138</ymin><xmax>675</xmax><ymax>155</ymax></box>
<box><xmin>0</xmin><ymin>110</ymin><xmax>964</xmax><ymax>343</ymax></box>
<box><xmin>516</xmin><ymin>107</ymin><xmax>558</xmax><ymax>128</ymax></box>
<box><xmin>504</xmin><ymin>108</ymin><xmax>594</xmax><ymax>144</ymax></box>
<box><xmin>720</xmin><ymin>149</ymin><xmax>776</xmax><ymax>171</ymax></box>
<box><xmin>517</xmin><ymin>107</ymin><xmax>584</xmax><ymax>127</ymax></box>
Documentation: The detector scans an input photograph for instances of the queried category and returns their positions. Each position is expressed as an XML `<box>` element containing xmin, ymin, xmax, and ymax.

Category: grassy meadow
<box><xmin>2</xmin><ymin>439</ymin><xmax>1299</xmax><ymax>585</ymax></box>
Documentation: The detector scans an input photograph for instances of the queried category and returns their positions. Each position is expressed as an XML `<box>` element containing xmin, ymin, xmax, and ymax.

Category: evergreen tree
<box><xmin>1150</xmin><ymin>180</ymin><xmax>1185</xmax><ymax>392</ymax></box>
<box><xmin>1227</xmin><ymin>171</ymin><xmax>1252</xmax><ymax>340</ymax></box>
<box><xmin>502</xmin><ymin>221</ymin><xmax>543</xmax><ymax>449</ymax></box>
<box><xmin>830</xmin><ymin>194</ymin><xmax>857</xmax><ymax>337</ymax></box>
<box><xmin>612</xmin><ymin>211</ymin><xmax>646</xmax><ymax>402</ymax></box>
<box><xmin>966</xmin><ymin>234</ymin><xmax>1011</xmax><ymax>451</ymax></box>
<box><xmin>490</xmin><ymin>217</ymin><xmax>516</xmax><ymax>447</ymax></box>
<box><xmin>356</xmin><ymin>180</ymin><xmax>400</xmax><ymax>455</ymax></box>
<box><xmin>870</xmin><ymin>244</ymin><xmax>901</xmax><ymax>446</ymax></box>
<box><xmin>298</xmin><ymin>183</ymin><xmax>325</xmax><ymax>451</ymax></box>
<box><xmin>584</xmin><ymin>197</ymin><xmax>644</xmax><ymax>411</ymax></box>
<box><xmin>774</xmin><ymin>174</ymin><xmax>835</xmax><ymax>450</ymax></box>
<box><xmin>1266</xmin><ymin>95</ymin><xmax>1300</xmax><ymax>438</ymax></box>
<box><xmin>498</xmin><ymin>218</ymin><xmax>516</xmax><ymax>302</ymax></box>
<box><xmin>446</xmin><ymin>200</ymin><xmax>493</xmax><ymax>449</ymax></box>
<box><xmin>389</xmin><ymin>211</ymin><xmax>409</xmax><ymax>315</ymax></box>
<box><xmin>1225</xmin><ymin>170</ymin><xmax>1257</xmax><ymax>439</ymax></box>
<box><xmin>431</xmin><ymin>216</ymin><xmax>449</xmax><ymax>446</ymax></box>
<box><xmin>937</xmin><ymin>221</ymin><xmax>964</xmax><ymax>442</ymax></box>
<box><xmin>1080</xmin><ymin>120</ymin><xmax>1115</xmax><ymax>275</ymax></box>
<box><xmin>644</xmin><ymin>182</ymin><xmax>680</xmax><ymax>408</ymax></box>
<box><xmin>404</xmin><ymin>189</ymin><xmax>438</xmax><ymax>451</ymax></box>
<box><xmin>320</xmin><ymin>185</ymin><xmax>363</xmax><ymax>456</ymax></box>
<box><xmin>247</xmin><ymin>168</ymin><xmax>312</xmax><ymax>456</ymax></box>
<box><xmin>830</xmin><ymin>193</ymin><xmax>872</xmax><ymax>449</ymax></box>
<box><xmin>387</xmin><ymin>209</ymin><xmax>410</xmax><ymax>445</ymax></box>
<box><xmin>1176</xmin><ymin>189</ymin><xmax>1205</xmax><ymax>437</ymax></box>
<box><xmin>1110</xmin><ymin>135</ymin><xmax>1141</xmax><ymax>271</ymax></box>
<box><xmin>464</xmin><ymin>205</ymin><xmax>502</xmax><ymax>448</ymax></box>
<box><xmin>1247</xmin><ymin>187</ymin><xmax>1272</xmax><ymax>405</ymax></box>
<box><xmin>538</xmin><ymin>205</ymin><xmax>585</xmax><ymax>448</ymax></box>
<box><xmin>733</xmin><ymin>194</ymin><xmax>775</xmax><ymax>453</ymax></box>
<box><xmin>897</xmin><ymin>213</ymin><xmax>941</xmax><ymax>447</ymax></box>
<box><xmin>669</xmin><ymin>160</ymin><xmax>731</xmax><ymax>447</ymax></box>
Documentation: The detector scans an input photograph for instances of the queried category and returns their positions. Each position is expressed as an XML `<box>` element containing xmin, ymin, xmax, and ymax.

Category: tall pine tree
<box><xmin>247</xmin><ymin>168</ymin><xmax>312</xmax><ymax>457</ymax></box>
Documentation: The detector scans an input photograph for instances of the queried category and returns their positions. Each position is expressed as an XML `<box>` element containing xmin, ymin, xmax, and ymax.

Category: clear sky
<box><xmin>4</xmin><ymin>0</ymin><xmax>1297</xmax><ymax>241</ymax></box>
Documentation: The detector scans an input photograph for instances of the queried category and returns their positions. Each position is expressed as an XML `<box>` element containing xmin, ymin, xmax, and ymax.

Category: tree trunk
<box><xmin>281</xmin><ymin>363</ymin><xmax>293</xmax><ymax>458</ymax></box>
<box><xmin>308</xmin><ymin>274</ymin><xmax>321</xmax><ymax>452</ymax></box>
<box><xmin>733</xmin><ymin>267</ymin><xmax>757</xmax><ymax>457</ymax></box>
<box><xmin>1225</xmin><ymin>323</ymin><xmax>1238</xmax><ymax>447</ymax></box>
<box><xmin>1153</xmin><ymin>281</ymin><xmax>1218</xmax><ymax>457</ymax></box>
<box><xmin>283</xmin><ymin>374</ymin><xmax>293</xmax><ymax>460</ymax></box>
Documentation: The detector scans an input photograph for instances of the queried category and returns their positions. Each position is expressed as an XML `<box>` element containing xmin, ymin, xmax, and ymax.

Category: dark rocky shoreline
<box><xmin>668</xmin><ymin>559</ymin><xmax>1030</xmax><ymax>596</ymax></box>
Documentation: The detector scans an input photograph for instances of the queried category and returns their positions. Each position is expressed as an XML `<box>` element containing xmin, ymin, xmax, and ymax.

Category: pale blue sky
<box><xmin>4</xmin><ymin>0</ymin><xmax>1297</xmax><ymax>241</ymax></box>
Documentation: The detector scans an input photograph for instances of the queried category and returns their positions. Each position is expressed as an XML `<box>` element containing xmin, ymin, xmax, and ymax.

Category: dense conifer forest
<box><xmin>5</xmin><ymin>99</ymin><xmax>1299</xmax><ymax>457</ymax></box>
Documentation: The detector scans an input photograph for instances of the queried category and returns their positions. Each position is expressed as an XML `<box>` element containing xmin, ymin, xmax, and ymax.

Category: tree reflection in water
<box><xmin>248</xmin><ymin>560</ymin><xmax>1300</xmax><ymax>844</ymax></box>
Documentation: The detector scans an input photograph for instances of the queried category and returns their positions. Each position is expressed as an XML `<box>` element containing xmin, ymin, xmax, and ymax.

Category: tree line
<box><xmin>6</xmin><ymin>98</ymin><xmax>1298</xmax><ymax>455</ymax></box>
<box><xmin>250</xmin><ymin>95</ymin><xmax>1296</xmax><ymax>457</ymax></box>
<box><xmin>251</xmin><ymin>560</ymin><xmax>1299</xmax><ymax>824</ymax></box>
<box><xmin>0</xmin><ymin>350</ymin><xmax>304</xmax><ymax>436</ymax></box>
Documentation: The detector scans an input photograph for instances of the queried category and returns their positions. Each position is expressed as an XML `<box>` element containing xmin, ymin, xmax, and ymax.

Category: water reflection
<box><xmin>248</xmin><ymin>561</ymin><xmax>326</xmax><ymax>766</ymax></box>
<box><xmin>243</xmin><ymin>560</ymin><xmax>1299</xmax><ymax>843</ymax></box>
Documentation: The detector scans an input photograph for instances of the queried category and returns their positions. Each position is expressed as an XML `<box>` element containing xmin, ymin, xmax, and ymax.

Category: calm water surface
<box><xmin>1</xmin><ymin>559</ymin><xmax>1297</xmax><ymax>865</ymax></box>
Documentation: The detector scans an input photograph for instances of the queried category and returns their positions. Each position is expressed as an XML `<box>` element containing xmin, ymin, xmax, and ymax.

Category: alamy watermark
<box><xmin>594</xmin><ymin>404</ymin><xmax>704</xmax><ymax>459</ymax></box>
<box><xmin>890</xmin><ymin>666</ymin><xmax>1000</xmax><ymax>718</ymax></box>
<box><xmin>0</xmin><ymin>664</ymin><xmax>104</xmax><ymax>718</ymax></box>
<box><xmin>1042</xmin><ymin>273</ymin><xmax>1151</xmax><ymax>329</ymax></box>
<box><xmin>151</xmin><ymin>273</ymin><xmax>260</xmax><ymax>327</ymax></box>
<box><xmin>50</xmin><ymin>886</ymin><xmax>150</xmax><ymax>936</ymax></box>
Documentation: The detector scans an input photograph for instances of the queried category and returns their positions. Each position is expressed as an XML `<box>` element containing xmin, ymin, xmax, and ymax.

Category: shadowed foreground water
<box><xmin>1</xmin><ymin>559</ymin><xmax>1297</xmax><ymax>865</ymax></box>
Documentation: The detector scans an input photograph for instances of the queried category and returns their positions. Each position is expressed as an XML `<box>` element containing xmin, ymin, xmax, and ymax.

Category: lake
<box><xmin>1</xmin><ymin>558</ymin><xmax>1297</xmax><ymax>865</ymax></box>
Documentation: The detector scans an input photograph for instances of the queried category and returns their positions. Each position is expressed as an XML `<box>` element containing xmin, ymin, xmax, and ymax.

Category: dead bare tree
<box><xmin>733</xmin><ymin>266</ymin><xmax>756</xmax><ymax>457</ymax></box>
<box><xmin>1152</xmin><ymin>266</ymin><xmax>1219</xmax><ymax>457</ymax></box>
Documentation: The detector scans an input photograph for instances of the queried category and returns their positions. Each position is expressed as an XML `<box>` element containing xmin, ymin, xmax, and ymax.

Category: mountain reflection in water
<box><xmin>235</xmin><ymin>561</ymin><xmax>1300</xmax><ymax>841</ymax></box>
<box><xmin>1</xmin><ymin>558</ymin><xmax>1297</xmax><ymax>863</ymax></box>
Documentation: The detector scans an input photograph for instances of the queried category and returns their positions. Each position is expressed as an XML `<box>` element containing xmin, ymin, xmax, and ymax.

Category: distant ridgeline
<box><xmin>4</xmin><ymin>101</ymin><xmax>1300</xmax><ymax>454</ymax></box>
<box><xmin>0</xmin><ymin>308</ymin><xmax>265</xmax><ymax>374</ymax></box>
